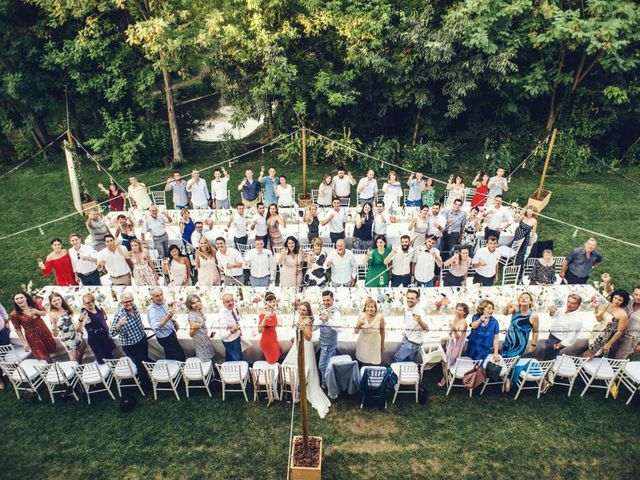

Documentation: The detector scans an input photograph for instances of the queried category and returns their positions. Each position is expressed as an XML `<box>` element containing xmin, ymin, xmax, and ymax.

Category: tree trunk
<box><xmin>0</xmin><ymin>130</ymin><xmax>15</xmax><ymax>165</ymax></box>
<box><xmin>68</xmin><ymin>93</ymin><xmax>85</xmax><ymax>143</ymax></box>
<box><xmin>161</xmin><ymin>65</ymin><xmax>184</xmax><ymax>164</ymax></box>
<box><xmin>26</xmin><ymin>106</ymin><xmax>51</xmax><ymax>149</ymax></box>
<box><xmin>412</xmin><ymin>110</ymin><xmax>421</xmax><ymax>147</ymax></box>
<box><xmin>267</xmin><ymin>100</ymin><xmax>274</xmax><ymax>140</ymax></box>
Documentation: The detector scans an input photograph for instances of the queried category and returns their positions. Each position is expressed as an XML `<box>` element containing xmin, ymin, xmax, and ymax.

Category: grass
<box><xmin>1</xmin><ymin>376</ymin><xmax>638</xmax><ymax>480</ymax></box>
<box><xmin>0</xmin><ymin>137</ymin><xmax>639</xmax><ymax>479</ymax></box>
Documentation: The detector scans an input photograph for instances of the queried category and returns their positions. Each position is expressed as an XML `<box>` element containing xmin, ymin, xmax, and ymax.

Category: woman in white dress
<box><xmin>283</xmin><ymin>301</ymin><xmax>331</xmax><ymax>419</ymax></box>
<box><xmin>195</xmin><ymin>237</ymin><xmax>221</xmax><ymax>286</ymax></box>
<box><xmin>276</xmin><ymin>175</ymin><xmax>294</xmax><ymax>208</ymax></box>
<box><xmin>163</xmin><ymin>244</ymin><xmax>192</xmax><ymax>286</ymax></box>
<box><xmin>382</xmin><ymin>171</ymin><xmax>403</xmax><ymax>209</ymax></box>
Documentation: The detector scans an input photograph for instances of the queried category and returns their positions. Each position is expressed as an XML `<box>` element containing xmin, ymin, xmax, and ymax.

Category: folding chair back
<box><xmin>37</xmin><ymin>361</ymin><xmax>80</xmax><ymax>403</ymax></box>
<box><xmin>501</xmin><ymin>265</ymin><xmax>521</xmax><ymax>285</ymax></box>
<box><xmin>513</xmin><ymin>359</ymin><xmax>554</xmax><ymax>399</ymax></box>
<box><xmin>75</xmin><ymin>362</ymin><xmax>115</xmax><ymax>404</ymax></box>
<box><xmin>0</xmin><ymin>344</ymin><xmax>31</xmax><ymax>363</ymax></box>
<box><xmin>579</xmin><ymin>357</ymin><xmax>628</xmax><ymax>398</ymax></box>
<box><xmin>390</xmin><ymin>362</ymin><xmax>420</xmax><ymax>404</ymax></box>
<box><xmin>0</xmin><ymin>359</ymin><xmax>47</xmax><ymax>401</ymax></box>
<box><xmin>480</xmin><ymin>356</ymin><xmax>520</xmax><ymax>395</ymax></box>
<box><xmin>549</xmin><ymin>355</ymin><xmax>586</xmax><ymax>397</ymax></box>
<box><xmin>552</xmin><ymin>256</ymin><xmax>565</xmax><ymax>273</ymax></box>
<box><xmin>144</xmin><ymin>360</ymin><xmax>182</xmax><ymax>400</ymax></box>
<box><xmin>446</xmin><ymin>357</ymin><xmax>479</xmax><ymax>397</ymax></box>
<box><xmin>179</xmin><ymin>358</ymin><xmax>214</xmax><ymax>398</ymax></box>
<box><xmin>216</xmin><ymin>361</ymin><xmax>249</xmax><ymax>401</ymax></box>
<box><xmin>250</xmin><ymin>363</ymin><xmax>278</xmax><ymax>405</ymax></box>
<box><xmin>619</xmin><ymin>361</ymin><xmax>640</xmax><ymax>405</ymax></box>
<box><xmin>150</xmin><ymin>190</ymin><xmax>167</xmax><ymax>208</ymax></box>
<box><xmin>105</xmin><ymin>357</ymin><xmax>146</xmax><ymax>396</ymax></box>
<box><xmin>359</xmin><ymin>366</ymin><xmax>389</xmax><ymax>409</ymax></box>
<box><xmin>279</xmin><ymin>364</ymin><xmax>298</xmax><ymax>402</ymax></box>
<box><xmin>338</xmin><ymin>198</ymin><xmax>351</xmax><ymax>208</ymax></box>
<box><xmin>500</xmin><ymin>238</ymin><xmax>525</xmax><ymax>267</ymax></box>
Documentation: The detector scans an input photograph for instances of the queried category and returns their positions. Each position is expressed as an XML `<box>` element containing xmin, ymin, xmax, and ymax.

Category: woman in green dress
<box><xmin>421</xmin><ymin>177</ymin><xmax>436</xmax><ymax>207</ymax></box>
<box><xmin>364</xmin><ymin>235</ymin><xmax>392</xmax><ymax>287</ymax></box>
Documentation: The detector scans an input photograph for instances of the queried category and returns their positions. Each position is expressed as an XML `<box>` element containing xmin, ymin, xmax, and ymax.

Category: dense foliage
<box><xmin>1</xmin><ymin>0</ymin><xmax>638</xmax><ymax>174</ymax></box>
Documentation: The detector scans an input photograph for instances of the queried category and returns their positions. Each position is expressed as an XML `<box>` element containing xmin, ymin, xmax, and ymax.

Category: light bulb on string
<box><xmin>38</xmin><ymin>226</ymin><xmax>45</xmax><ymax>236</ymax></box>
<box><xmin>573</xmin><ymin>228</ymin><xmax>579</xmax><ymax>238</ymax></box>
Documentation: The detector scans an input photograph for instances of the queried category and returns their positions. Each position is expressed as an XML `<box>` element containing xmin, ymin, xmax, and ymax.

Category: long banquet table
<box><xmin>11</xmin><ymin>284</ymin><xmax>603</xmax><ymax>364</ymax></box>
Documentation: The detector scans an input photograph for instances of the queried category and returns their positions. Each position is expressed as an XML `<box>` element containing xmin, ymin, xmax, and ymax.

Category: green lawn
<box><xmin>1</xmin><ymin>138</ymin><xmax>640</xmax><ymax>480</ymax></box>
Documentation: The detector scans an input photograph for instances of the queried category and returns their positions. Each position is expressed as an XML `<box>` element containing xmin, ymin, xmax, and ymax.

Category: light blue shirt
<box><xmin>168</xmin><ymin>181</ymin><xmax>189</xmax><ymax>207</ymax></box>
<box><xmin>148</xmin><ymin>302</ymin><xmax>176</xmax><ymax>338</ymax></box>
<box><xmin>318</xmin><ymin>306</ymin><xmax>340</xmax><ymax>349</ymax></box>
<box><xmin>261</xmin><ymin>176</ymin><xmax>278</xmax><ymax>205</ymax></box>
<box><xmin>407</xmin><ymin>179</ymin><xmax>423</xmax><ymax>201</ymax></box>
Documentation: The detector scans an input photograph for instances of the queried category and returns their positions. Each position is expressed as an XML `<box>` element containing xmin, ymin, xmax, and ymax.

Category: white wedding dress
<box><xmin>283</xmin><ymin>338</ymin><xmax>331</xmax><ymax>419</ymax></box>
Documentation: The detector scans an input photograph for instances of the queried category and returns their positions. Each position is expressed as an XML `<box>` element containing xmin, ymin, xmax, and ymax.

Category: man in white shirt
<box><xmin>326</xmin><ymin>239</ymin><xmax>357</xmax><ymax>287</ymax></box>
<box><xmin>215</xmin><ymin>237</ymin><xmax>245</xmax><ymax>286</ymax></box>
<box><xmin>186</xmin><ymin>169</ymin><xmax>210</xmax><ymax>209</ymax></box>
<box><xmin>68</xmin><ymin>233</ymin><xmax>101</xmax><ymax>285</ymax></box>
<box><xmin>321</xmin><ymin>198</ymin><xmax>345</xmax><ymax>246</ymax></box>
<box><xmin>427</xmin><ymin>203</ymin><xmax>446</xmax><ymax>248</ymax></box>
<box><xmin>472</xmin><ymin>236</ymin><xmax>501</xmax><ymax>286</ymax></box>
<box><xmin>411</xmin><ymin>235</ymin><xmax>442</xmax><ymax>287</ymax></box>
<box><xmin>141</xmin><ymin>206</ymin><xmax>172</xmax><ymax>258</ymax></box>
<box><xmin>357</xmin><ymin>169</ymin><xmax>378</xmax><ymax>205</ymax></box>
<box><xmin>373</xmin><ymin>200</ymin><xmax>388</xmax><ymax>238</ymax></box>
<box><xmin>487</xmin><ymin>167</ymin><xmax>509</xmax><ymax>199</ymax></box>
<box><xmin>331</xmin><ymin>168</ymin><xmax>356</xmax><ymax>201</ymax></box>
<box><xmin>244</xmin><ymin>238</ymin><xmax>276</xmax><ymax>286</ymax></box>
<box><xmin>210</xmin><ymin>167</ymin><xmax>230</xmax><ymax>209</ymax></box>
<box><xmin>190</xmin><ymin>221</ymin><xmax>210</xmax><ymax>248</ymax></box>
<box><xmin>227</xmin><ymin>203</ymin><xmax>248</xmax><ymax>250</ymax></box>
<box><xmin>481</xmin><ymin>195</ymin><xmax>513</xmax><ymax>240</ymax></box>
<box><xmin>393</xmin><ymin>289</ymin><xmax>428</xmax><ymax>362</ymax></box>
<box><xmin>218</xmin><ymin>292</ymin><xmax>243</xmax><ymax>361</ymax></box>
<box><xmin>127</xmin><ymin>176</ymin><xmax>152</xmax><ymax>210</ymax></box>
<box><xmin>97</xmin><ymin>234</ymin><xmax>132</xmax><ymax>285</ymax></box>
<box><xmin>250</xmin><ymin>202</ymin><xmax>269</xmax><ymax>249</ymax></box>
<box><xmin>543</xmin><ymin>294</ymin><xmax>584</xmax><ymax>360</ymax></box>
<box><xmin>387</xmin><ymin>235</ymin><xmax>414</xmax><ymax>287</ymax></box>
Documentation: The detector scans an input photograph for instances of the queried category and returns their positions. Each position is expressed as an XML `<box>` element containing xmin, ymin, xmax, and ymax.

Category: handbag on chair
<box><xmin>485</xmin><ymin>362</ymin><xmax>503</xmax><ymax>382</ymax></box>
<box><xmin>462</xmin><ymin>364</ymin><xmax>486</xmax><ymax>389</ymax></box>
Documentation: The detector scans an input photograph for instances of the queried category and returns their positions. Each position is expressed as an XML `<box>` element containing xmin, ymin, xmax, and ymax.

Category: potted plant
<box><xmin>289</xmin><ymin>324</ymin><xmax>323</xmax><ymax>479</ymax></box>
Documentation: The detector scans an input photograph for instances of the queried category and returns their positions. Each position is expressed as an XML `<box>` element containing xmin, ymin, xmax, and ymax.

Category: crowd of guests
<box><xmin>2</xmin><ymin>278</ymin><xmax>638</xmax><ymax>396</ymax></box>
<box><xmin>36</xmin><ymin>164</ymin><xmax>608</xmax><ymax>291</ymax></box>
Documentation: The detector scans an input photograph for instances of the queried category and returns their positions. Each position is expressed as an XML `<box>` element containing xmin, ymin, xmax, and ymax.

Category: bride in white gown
<box><xmin>283</xmin><ymin>301</ymin><xmax>331</xmax><ymax>419</ymax></box>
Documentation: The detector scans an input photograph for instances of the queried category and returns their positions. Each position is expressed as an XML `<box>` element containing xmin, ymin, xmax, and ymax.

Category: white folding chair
<box><xmin>464</xmin><ymin>187</ymin><xmax>476</xmax><ymax>203</ymax></box>
<box><xmin>179</xmin><ymin>358</ymin><xmax>214</xmax><ymax>398</ymax></box>
<box><xmin>523</xmin><ymin>257</ymin><xmax>537</xmax><ymax>276</ymax></box>
<box><xmin>499</xmin><ymin>238</ymin><xmax>525</xmax><ymax>267</ymax></box>
<box><xmin>501</xmin><ymin>265</ymin><xmax>521</xmax><ymax>286</ymax></box>
<box><xmin>579</xmin><ymin>357</ymin><xmax>628</xmax><ymax>398</ymax></box>
<box><xmin>480</xmin><ymin>355</ymin><xmax>520</xmax><ymax>395</ymax></box>
<box><xmin>75</xmin><ymin>362</ymin><xmax>116</xmax><ymax>404</ymax></box>
<box><xmin>143</xmin><ymin>360</ymin><xmax>182</xmax><ymax>400</ymax></box>
<box><xmin>36</xmin><ymin>361</ymin><xmax>80</xmax><ymax>404</ymax></box>
<box><xmin>548</xmin><ymin>355</ymin><xmax>586</xmax><ymax>397</ymax></box>
<box><xmin>0</xmin><ymin>344</ymin><xmax>31</xmax><ymax>363</ymax></box>
<box><xmin>237</xmin><ymin>243</ymin><xmax>251</xmax><ymax>258</ymax></box>
<box><xmin>279</xmin><ymin>364</ymin><xmax>299</xmax><ymax>402</ymax></box>
<box><xmin>446</xmin><ymin>357</ymin><xmax>479</xmax><ymax>397</ymax></box>
<box><xmin>272</xmin><ymin>246</ymin><xmax>285</xmax><ymax>255</ymax></box>
<box><xmin>150</xmin><ymin>190</ymin><xmax>167</xmax><ymax>208</ymax></box>
<box><xmin>390</xmin><ymin>362</ymin><xmax>421</xmax><ymax>404</ymax></box>
<box><xmin>619</xmin><ymin>361</ymin><xmax>640</xmax><ymax>405</ymax></box>
<box><xmin>310</xmin><ymin>189</ymin><xmax>319</xmax><ymax>203</ymax></box>
<box><xmin>513</xmin><ymin>360</ymin><xmax>554</xmax><ymax>400</ymax></box>
<box><xmin>359</xmin><ymin>366</ymin><xmax>388</xmax><ymax>409</ymax></box>
<box><xmin>418</xmin><ymin>343</ymin><xmax>446</xmax><ymax>380</ymax></box>
<box><xmin>0</xmin><ymin>359</ymin><xmax>47</xmax><ymax>401</ymax></box>
<box><xmin>216</xmin><ymin>361</ymin><xmax>249</xmax><ymax>401</ymax></box>
<box><xmin>474</xmin><ymin>239</ymin><xmax>487</xmax><ymax>255</ymax></box>
<box><xmin>250</xmin><ymin>361</ymin><xmax>279</xmax><ymax>405</ymax></box>
<box><xmin>552</xmin><ymin>256</ymin><xmax>565</xmax><ymax>273</ymax></box>
<box><xmin>352</xmin><ymin>249</ymin><xmax>369</xmax><ymax>255</ymax></box>
<box><xmin>338</xmin><ymin>197</ymin><xmax>351</xmax><ymax>208</ymax></box>
<box><xmin>105</xmin><ymin>358</ymin><xmax>146</xmax><ymax>396</ymax></box>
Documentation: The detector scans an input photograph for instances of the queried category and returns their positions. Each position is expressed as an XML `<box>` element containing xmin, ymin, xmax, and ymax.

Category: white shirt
<box><xmin>472</xmin><ymin>247</ymin><xmax>501</xmax><ymax>277</ymax></box>
<box><xmin>69</xmin><ymin>244</ymin><xmax>99</xmax><ymax>275</ymax></box>
<box><xmin>357</xmin><ymin>178</ymin><xmax>378</xmax><ymax>199</ymax></box>
<box><xmin>412</xmin><ymin>247</ymin><xmax>440</xmax><ymax>283</ymax></box>
<box><xmin>231</xmin><ymin>213</ymin><xmax>248</xmax><ymax>238</ymax></box>
<box><xmin>326</xmin><ymin>249</ymin><xmax>357</xmax><ymax>284</ymax></box>
<box><xmin>332</xmin><ymin>175</ymin><xmax>352</xmax><ymax>197</ymax></box>
<box><xmin>254</xmin><ymin>214</ymin><xmax>268</xmax><ymax>237</ymax></box>
<box><xmin>549</xmin><ymin>309</ymin><xmax>583</xmax><ymax>347</ymax></box>
<box><xmin>487</xmin><ymin>176</ymin><xmax>508</xmax><ymax>199</ymax></box>
<box><xmin>191</xmin><ymin>228</ymin><xmax>209</xmax><ymax>248</ymax></box>
<box><xmin>391</xmin><ymin>247</ymin><xmax>414</xmax><ymax>276</ymax></box>
<box><xmin>276</xmin><ymin>184</ymin><xmax>294</xmax><ymax>207</ymax></box>
<box><xmin>98</xmin><ymin>248</ymin><xmax>131</xmax><ymax>277</ymax></box>
<box><xmin>187</xmin><ymin>179</ymin><xmax>210</xmax><ymax>206</ymax></box>
<box><xmin>427</xmin><ymin>213</ymin><xmax>446</xmax><ymax>237</ymax></box>
<box><xmin>211</xmin><ymin>177</ymin><xmax>229</xmax><ymax>202</ymax></box>
<box><xmin>373</xmin><ymin>211</ymin><xmax>388</xmax><ymax>236</ymax></box>
<box><xmin>216</xmin><ymin>248</ymin><xmax>244</xmax><ymax>277</ymax></box>
<box><xmin>403</xmin><ymin>305</ymin><xmax>427</xmax><ymax>344</ymax></box>
<box><xmin>128</xmin><ymin>183</ymin><xmax>152</xmax><ymax>210</ymax></box>
<box><xmin>218</xmin><ymin>307</ymin><xmax>241</xmax><ymax>342</ymax></box>
<box><xmin>143</xmin><ymin>215</ymin><xmax>168</xmax><ymax>237</ymax></box>
<box><xmin>244</xmin><ymin>248</ymin><xmax>276</xmax><ymax>280</ymax></box>
<box><xmin>484</xmin><ymin>206</ymin><xmax>514</xmax><ymax>230</ymax></box>
<box><xmin>326</xmin><ymin>208</ymin><xmax>345</xmax><ymax>234</ymax></box>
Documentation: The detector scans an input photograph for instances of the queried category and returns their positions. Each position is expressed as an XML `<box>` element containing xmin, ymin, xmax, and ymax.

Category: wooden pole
<box><xmin>535</xmin><ymin>128</ymin><xmax>558</xmax><ymax>199</ymax></box>
<box><xmin>301</xmin><ymin>127</ymin><xmax>307</xmax><ymax>196</ymax></box>
<box><xmin>296</xmin><ymin>324</ymin><xmax>309</xmax><ymax>453</ymax></box>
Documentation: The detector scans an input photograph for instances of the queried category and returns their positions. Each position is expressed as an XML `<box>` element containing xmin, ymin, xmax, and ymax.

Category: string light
<box><xmin>573</xmin><ymin>228</ymin><xmax>580</xmax><ymax>238</ymax></box>
<box><xmin>38</xmin><ymin>227</ymin><xmax>45</xmax><ymax>236</ymax></box>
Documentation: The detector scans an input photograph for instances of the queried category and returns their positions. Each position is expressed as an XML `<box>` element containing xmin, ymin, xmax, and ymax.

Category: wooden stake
<box><xmin>301</xmin><ymin>127</ymin><xmax>307</xmax><ymax>196</ymax></box>
<box><xmin>296</xmin><ymin>324</ymin><xmax>309</xmax><ymax>453</ymax></box>
<box><xmin>536</xmin><ymin>128</ymin><xmax>557</xmax><ymax>199</ymax></box>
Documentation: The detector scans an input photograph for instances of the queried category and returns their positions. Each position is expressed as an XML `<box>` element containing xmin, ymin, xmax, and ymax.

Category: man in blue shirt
<box><xmin>238</xmin><ymin>168</ymin><xmax>261</xmax><ymax>208</ymax></box>
<box><xmin>560</xmin><ymin>238</ymin><xmax>603</xmax><ymax>285</ymax></box>
<box><xmin>147</xmin><ymin>288</ymin><xmax>186</xmax><ymax>361</ymax></box>
<box><xmin>317</xmin><ymin>290</ymin><xmax>341</xmax><ymax>389</ymax></box>
<box><xmin>164</xmin><ymin>171</ymin><xmax>190</xmax><ymax>209</ymax></box>
<box><xmin>259</xmin><ymin>166</ymin><xmax>278</xmax><ymax>206</ymax></box>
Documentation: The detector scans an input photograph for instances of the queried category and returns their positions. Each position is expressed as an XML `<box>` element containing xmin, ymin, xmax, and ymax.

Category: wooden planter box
<box><xmin>290</xmin><ymin>436</ymin><xmax>323</xmax><ymax>480</ymax></box>
<box><xmin>528</xmin><ymin>190</ymin><xmax>552</xmax><ymax>212</ymax></box>
<box><xmin>81</xmin><ymin>200</ymin><xmax>98</xmax><ymax>217</ymax></box>
<box><xmin>298</xmin><ymin>194</ymin><xmax>313</xmax><ymax>208</ymax></box>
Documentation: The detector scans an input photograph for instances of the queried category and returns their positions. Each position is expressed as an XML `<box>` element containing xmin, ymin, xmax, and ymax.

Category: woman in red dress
<box><xmin>39</xmin><ymin>238</ymin><xmax>77</xmax><ymax>286</ymax></box>
<box><xmin>258</xmin><ymin>292</ymin><xmax>281</xmax><ymax>364</ymax></box>
<box><xmin>471</xmin><ymin>172</ymin><xmax>490</xmax><ymax>208</ymax></box>
<box><xmin>10</xmin><ymin>291</ymin><xmax>56</xmax><ymax>362</ymax></box>
<box><xmin>98</xmin><ymin>181</ymin><xmax>126</xmax><ymax>211</ymax></box>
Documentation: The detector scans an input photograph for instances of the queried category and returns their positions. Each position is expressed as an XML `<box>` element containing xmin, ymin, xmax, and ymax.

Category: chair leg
<box><xmin>626</xmin><ymin>387</ymin><xmax>637</xmax><ymax>406</ymax></box>
<box><xmin>116</xmin><ymin>380</ymin><xmax>122</xmax><ymax>398</ymax></box>
<box><xmin>392</xmin><ymin>385</ymin><xmax>399</xmax><ymax>404</ymax></box>
<box><xmin>136</xmin><ymin>376</ymin><xmax>146</xmax><ymax>396</ymax></box>
<box><xmin>567</xmin><ymin>377</ymin><xmax>575</xmax><ymax>397</ymax></box>
<box><xmin>480</xmin><ymin>380</ymin><xmax>489</xmax><ymax>395</ymax></box>
<box><xmin>580</xmin><ymin>377</ymin><xmax>594</xmax><ymax>397</ymax></box>
<box><xmin>106</xmin><ymin>381</ymin><xmax>116</xmax><ymax>400</ymax></box>
<box><xmin>48</xmin><ymin>385</ymin><xmax>56</xmax><ymax>404</ymax></box>
<box><xmin>514</xmin><ymin>381</ymin><xmax>525</xmax><ymax>400</ymax></box>
<box><xmin>222</xmin><ymin>382</ymin><xmax>226</xmax><ymax>401</ymax></box>
<box><xmin>185</xmin><ymin>379</ymin><xmax>190</xmax><ymax>398</ymax></box>
<box><xmin>172</xmin><ymin>380</ymin><xmax>180</xmax><ymax>400</ymax></box>
<box><xmin>446</xmin><ymin>377</ymin><xmax>454</xmax><ymax>396</ymax></box>
<box><xmin>242</xmin><ymin>379</ymin><xmax>249</xmax><ymax>402</ymax></box>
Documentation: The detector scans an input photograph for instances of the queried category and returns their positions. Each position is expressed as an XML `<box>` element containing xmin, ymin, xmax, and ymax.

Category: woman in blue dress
<box><xmin>467</xmin><ymin>300</ymin><xmax>501</xmax><ymax>362</ymax></box>
<box><xmin>179</xmin><ymin>208</ymin><xmax>196</xmax><ymax>253</ymax></box>
<box><xmin>500</xmin><ymin>292</ymin><xmax>539</xmax><ymax>358</ymax></box>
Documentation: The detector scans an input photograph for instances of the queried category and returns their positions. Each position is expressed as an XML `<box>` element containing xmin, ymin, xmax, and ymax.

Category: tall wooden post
<box><xmin>296</xmin><ymin>325</ymin><xmax>309</xmax><ymax>453</ymax></box>
<box><xmin>535</xmin><ymin>128</ymin><xmax>557</xmax><ymax>199</ymax></box>
<box><xmin>301</xmin><ymin>127</ymin><xmax>307</xmax><ymax>196</ymax></box>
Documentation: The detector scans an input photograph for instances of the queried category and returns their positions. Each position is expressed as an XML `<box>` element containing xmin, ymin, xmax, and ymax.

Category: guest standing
<box><xmin>109</xmin><ymin>292</ymin><xmax>151</xmax><ymax>380</ymax></box>
<box><xmin>406</xmin><ymin>172</ymin><xmax>425</xmax><ymax>207</ymax></box>
<box><xmin>585</xmin><ymin>290</ymin><xmax>629</xmax><ymax>358</ymax></box>
<box><xmin>317</xmin><ymin>174</ymin><xmax>334</xmax><ymax>207</ymax></box>
<box><xmin>355</xmin><ymin>299</ymin><xmax>385</xmax><ymax>366</ymax></box>
<box><xmin>80</xmin><ymin>293</ymin><xmax>115</xmax><ymax>364</ymax></box>
<box><xmin>438</xmin><ymin>303</ymin><xmax>469</xmax><ymax>387</ymax></box>
<box><xmin>278</xmin><ymin>236</ymin><xmax>304</xmax><ymax>287</ymax></box>
<box><xmin>164</xmin><ymin>171</ymin><xmax>189</xmax><ymax>210</ymax></box>
<box><xmin>560</xmin><ymin>238</ymin><xmax>602</xmax><ymax>285</ymax></box>
<box><xmin>147</xmin><ymin>288</ymin><xmax>186</xmax><ymax>361</ymax></box>
<box><xmin>129</xmin><ymin>238</ymin><xmax>158</xmax><ymax>286</ymax></box>
<box><xmin>487</xmin><ymin>167</ymin><xmax>509</xmax><ymax>200</ymax></box>
<box><xmin>49</xmin><ymin>292</ymin><xmax>86</xmax><ymax>362</ymax></box>
<box><xmin>528</xmin><ymin>249</ymin><xmax>557</xmax><ymax>285</ymax></box>
<box><xmin>472</xmin><ymin>236</ymin><xmax>501</xmax><ymax>286</ymax></box>
<box><xmin>321</xmin><ymin>198</ymin><xmax>345</xmax><ymax>246</ymax></box>
<box><xmin>364</xmin><ymin>235</ymin><xmax>392</xmax><ymax>288</ymax></box>
<box><xmin>543</xmin><ymin>294</ymin><xmax>583</xmax><ymax>360</ymax></box>
<box><xmin>39</xmin><ymin>238</ymin><xmax>77</xmax><ymax>286</ymax></box>
<box><xmin>10</xmin><ymin>292</ymin><xmax>56</xmax><ymax>362</ymax></box>
<box><xmin>195</xmin><ymin>237</ymin><xmax>221</xmax><ymax>286</ymax></box>
<box><xmin>218</xmin><ymin>293</ymin><xmax>243</xmax><ymax>361</ymax></box>
<box><xmin>98</xmin><ymin>181</ymin><xmax>126</xmax><ymax>211</ymax></box>
<box><xmin>214</xmin><ymin>238</ymin><xmax>244</xmax><ymax>287</ymax></box>
<box><xmin>513</xmin><ymin>205</ymin><xmax>538</xmax><ymax>271</ymax></box>
<box><xmin>163</xmin><ymin>245</ymin><xmax>192</xmax><ymax>286</ymax></box>
<box><xmin>114</xmin><ymin>214</ymin><xmax>137</xmax><ymax>251</ymax></box>
<box><xmin>304</xmin><ymin>238</ymin><xmax>328</xmax><ymax>287</ymax></box>
<box><xmin>266</xmin><ymin>203</ymin><xmax>285</xmax><ymax>251</ymax></box>
<box><xmin>318</xmin><ymin>291</ymin><xmax>340</xmax><ymax>388</ymax></box>
<box><xmin>470</xmin><ymin>172</ymin><xmax>490</xmax><ymax>207</ymax></box>
<box><xmin>228</xmin><ymin>203</ymin><xmax>249</xmax><ymax>251</ymax></box>
<box><xmin>258</xmin><ymin>292</ymin><xmax>281</xmax><ymax>364</ymax></box>
<box><xmin>467</xmin><ymin>300</ymin><xmax>501</xmax><ymax>362</ymax></box>
<box><xmin>500</xmin><ymin>292</ymin><xmax>539</xmax><ymax>358</ymax></box>
<box><xmin>303</xmin><ymin>203</ymin><xmax>320</xmax><ymax>243</ymax></box>
<box><xmin>421</xmin><ymin>177</ymin><xmax>436</xmax><ymax>207</ymax></box>
<box><xmin>326</xmin><ymin>239</ymin><xmax>357</xmax><ymax>287</ymax></box>
<box><xmin>408</xmin><ymin>205</ymin><xmax>429</xmax><ymax>247</ymax></box>
<box><xmin>142</xmin><ymin>206</ymin><xmax>172</xmax><ymax>259</ymax></box>
<box><xmin>97</xmin><ymin>234</ymin><xmax>132</xmax><ymax>285</ymax></box>
<box><xmin>238</xmin><ymin>168</ymin><xmax>261</xmax><ymax>208</ymax></box>
<box><xmin>352</xmin><ymin>202</ymin><xmax>374</xmax><ymax>250</ymax></box>
<box><xmin>186</xmin><ymin>294</ymin><xmax>216</xmax><ymax>362</ymax></box>
<box><xmin>186</xmin><ymin>169</ymin><xmax>210</xmax><ymax>209</ymax></box>
<box><xmin>127</xmin><ymin>176</ymin><xmax>152</xmax><ymax>210</ymax></box>
<box><xmin>68</xmin><ymin>233</ymin><xmax>101</xmax><ymax>286</ymax></box>
<box><xmin>442</xmin><ymin>247</ymin><xmax>473</xmax><ymax>287</ymax></box>
<box><xmin>393</xmin><ymin>289</ymin><xmax>428</xmax><ymax>362</ymax></box>
<box><xmin>382</xmin><ymin>171</ymin><xmax>403</xmax><ymax>209</ymax></box>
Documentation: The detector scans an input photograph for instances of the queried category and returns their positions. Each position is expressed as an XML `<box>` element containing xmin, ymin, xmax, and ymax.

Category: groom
<box><xmin>317</xmin><ymin>290</ymin><xmax>341</xmax><ymax>389</ymax></box>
